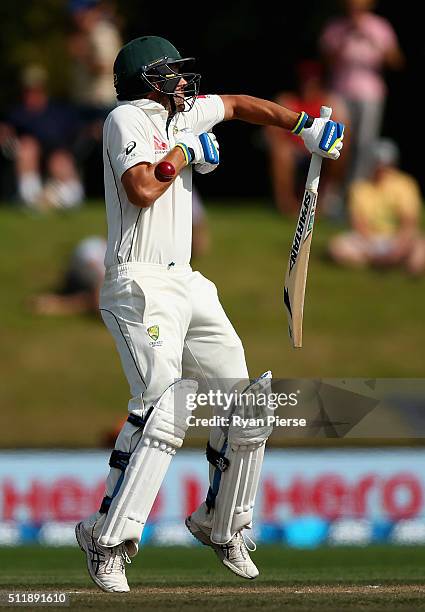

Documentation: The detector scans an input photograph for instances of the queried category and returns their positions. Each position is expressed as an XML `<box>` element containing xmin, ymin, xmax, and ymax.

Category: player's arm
<box><xmin>109</xmin><ymin>109</ymin><xmax>210</xmax><ymax>209</ymax></box>
<box><xmin>220</xmin><ymin>94</ymin><xmax>344</xmax><ymax>160</ymax></box>
<box><xmin>121</xmin><ymin>147</ymin><xmax>187</xmax><ymax>208</ymax></box>
<box><xmin>122</xmin><ymin>133</ymin><xmax>219</xmax><ymax>208</ymax></box>
<box><xmin>221</xmin><ymin>94</ymin><xmax>300</xmax><ymax>130</ymax></box>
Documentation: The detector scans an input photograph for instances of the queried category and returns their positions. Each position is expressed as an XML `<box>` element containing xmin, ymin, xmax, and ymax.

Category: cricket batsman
<box><xmin>75</xmin><ymin>36</ymin><xmax>344</xmax><ymax>592</ymax></box>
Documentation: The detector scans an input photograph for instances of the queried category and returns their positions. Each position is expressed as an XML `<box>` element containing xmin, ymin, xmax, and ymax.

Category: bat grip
<box><xmin>306</xmin><ymin>106</ymin><xmax>332</xmax><ymax>193</ymax></box>
<box><xmin>320</xmin><ymin>106</ymin><xmax>332</xmax><ymax>120</ymax></box>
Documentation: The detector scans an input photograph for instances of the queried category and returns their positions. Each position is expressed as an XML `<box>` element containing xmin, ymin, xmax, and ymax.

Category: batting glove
<box><xmin>293</xmin><ymin>112</ymin><xmax>345</xmax><ymax>160</ymax></box>
<box><xmin>194</xmin><ymin>133</ymin><xmax>220</xmax><ymax>174</ymax></box>
<box><xmin>175</xmin><ymin>129</ymin><xmax>220</xmax><ymax>167</ymax></box>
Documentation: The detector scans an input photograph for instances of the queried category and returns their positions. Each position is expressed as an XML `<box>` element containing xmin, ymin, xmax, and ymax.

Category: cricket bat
<box><xmin>283</xmin><ymin>106</ymin><xmax>332</xmax><ymax>348</ymax></box>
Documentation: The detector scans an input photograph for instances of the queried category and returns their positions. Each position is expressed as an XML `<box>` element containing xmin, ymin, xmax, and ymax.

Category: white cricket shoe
<box><xmin>185</xmin><ymin>515</ymin><xmax>259</xmax><ymax>579</ymax></box>
<box><xmin>75</xmin><ymin>521</ymin><xmax>131</xmax><ymax>592</ymax></box>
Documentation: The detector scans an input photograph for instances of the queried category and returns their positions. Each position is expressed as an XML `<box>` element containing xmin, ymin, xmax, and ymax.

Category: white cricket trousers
<box><xmin>99</xmin><ymin>262</ymin><xmax>249</xmax><ymax>413</ymax></box>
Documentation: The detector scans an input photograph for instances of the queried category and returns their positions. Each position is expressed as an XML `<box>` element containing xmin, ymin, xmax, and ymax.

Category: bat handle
<box><xmin>320</xmin><ymin>105</ymin><xmax>332</xmax><ymax>120</ymax></box>
<box><xmin>306</xmin><ymin>106</ymin><xmax>333</xmax><ymax>193</ymax></box>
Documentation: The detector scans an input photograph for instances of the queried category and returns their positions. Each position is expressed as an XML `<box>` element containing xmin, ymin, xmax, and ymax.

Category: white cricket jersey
<box><xmin>102</xmin><ymin>95</ymin><xmax>225</xmax><ymax>268</ymax></box>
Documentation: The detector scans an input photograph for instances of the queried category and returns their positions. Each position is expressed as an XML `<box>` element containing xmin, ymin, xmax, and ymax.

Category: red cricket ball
<box><xmin>155</xmin><ymin>161</ymin><xmax>176</xmax><ymax>182</ymax></box>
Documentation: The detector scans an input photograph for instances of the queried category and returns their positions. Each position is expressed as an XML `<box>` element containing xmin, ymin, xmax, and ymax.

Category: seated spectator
<box><xmin>5</xmin><ymin>65</ymin><xmax>84</xmax><ymax>210</ymax></box>
<box><xmin>328</xmin><ymin>140</ymin><xmax>425</xmax><ymax>275</ymax></box>
<box><xmin>31</xmin><ymin>199</ymin><xmax>210</xmax><ymax>316</ymax></box>
<box><xmin>32</xmin><ymin>236</ymin><xmax>106</xmax><ymax>315</ymax></box>
<box><xmin>265</xmin><ymin>60</ymin><xmax>348</xmax><ymax>216</ymax></box>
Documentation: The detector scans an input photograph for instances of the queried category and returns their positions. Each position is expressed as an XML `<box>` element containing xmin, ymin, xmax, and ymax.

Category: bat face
<box><xmin>283</xmin><ymin>105</ymin><xmax>331</xmax><ymax>348</ymax></box>
<box><xmin>289</xmin><ymin>190</ymin><xmax>317</xmax><ymax>273</ymax></box>
<box><xmin>284</xmin><ymin>188</ymin><xmax>318</xmax><ymax>348</ymax></box>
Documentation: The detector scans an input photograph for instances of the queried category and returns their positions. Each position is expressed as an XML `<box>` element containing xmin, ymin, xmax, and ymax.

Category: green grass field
<box><xmin>1</xmin><ymin>202</ymin><xmax>425</xmax><ymax>447</ymax></box>
<box><xmin>1</xmin><ymin>545</ymin><xmax>425</xmax><ymax>611</ymax></box>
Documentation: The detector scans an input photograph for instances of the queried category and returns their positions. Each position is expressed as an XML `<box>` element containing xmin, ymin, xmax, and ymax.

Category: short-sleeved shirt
<box><xmin>103</xmin><ymin>95</ymin><xmax>224</xmax><ymax>268</ymax></box>
<box><xmin>320</xmin><ymin>14</ymin><xmax>398</xmax><ymax>101</ymax></box>
<box><xmin>349</xmin><ymin>169</ymin><xmax>422</xmax><ymax>236</ymax></box>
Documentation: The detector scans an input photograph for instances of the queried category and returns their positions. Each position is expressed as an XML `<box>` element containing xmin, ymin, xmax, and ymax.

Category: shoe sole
<box><xmin>184</xmin><ymin>516</ymin><xmax>257</xmax><ymax>580</ymax></box>
<box><xmin>75</xmin><ymin>522</ymin><xmax>129</xmax><ymax>593</ymax></box>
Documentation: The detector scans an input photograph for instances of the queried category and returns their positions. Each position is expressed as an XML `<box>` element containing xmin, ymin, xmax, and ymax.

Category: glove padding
<box><xmin>299</xmin><ymin>114</ymin><xmax>345</xmax><ymax>160</ymax></box>
<box><xmin>175</xmin><ymin>129</ymin><xmax>220</xmax><ymax>167</ymax></box>
<box><xmin>194</xmin><ymin>133</ymin><xmax>219</xmax><ymax>174</ymax></box>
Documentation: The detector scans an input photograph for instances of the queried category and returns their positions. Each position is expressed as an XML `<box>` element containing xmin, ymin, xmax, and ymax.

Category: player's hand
<box><xmin>194</xmin><ymin>133</ymin><xmax>220</xmax><ymax>174</ymax></box>
<box><xmin>295</xmin><ymin>112</ymin><xmax>345</xmax><ymax>160</ymax></box>
<box><xmin>175</xmin><ymin>129</ymin><xmax>219</xmax><ymax>167</ymax></box>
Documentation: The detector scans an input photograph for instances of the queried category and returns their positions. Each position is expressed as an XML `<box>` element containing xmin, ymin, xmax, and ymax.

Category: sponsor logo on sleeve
<box><xmin>154</xmin><ymin>135</ymin><xmax>169</xmax><ymax>154</ymax></box>
<box><xmin>126</xmin><ymin>141</ymin><xmax>136</xmax><ymax>155</ymax></box>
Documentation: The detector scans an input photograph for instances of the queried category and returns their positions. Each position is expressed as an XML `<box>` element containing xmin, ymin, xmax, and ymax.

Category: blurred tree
<box><xmin>0</xmin><ymin>0</ymin><xmax>70</xmax><ymax>108</ymax></box>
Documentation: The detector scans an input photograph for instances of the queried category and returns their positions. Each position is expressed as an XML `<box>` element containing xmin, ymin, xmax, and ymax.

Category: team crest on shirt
<box><xmin>147</xmin><ymin>325</ymin><xmax>159</xmax><ymax>341</ymax></box>
<box><xmin>147</xmin><ymin>325</ymin><xmax>162</xmax><ymax>346</ymax></box>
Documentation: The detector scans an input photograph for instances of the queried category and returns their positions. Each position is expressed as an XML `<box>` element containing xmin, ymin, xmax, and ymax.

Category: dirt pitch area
<box><xmin>2</xmin><ymin>546</ymin><xmax>425</xmax><ymax>611</ymax></box>
<box><xmin>3</xmin><ymin>583</ymin><xmax>425</xmax><ymax>611</ymax></box>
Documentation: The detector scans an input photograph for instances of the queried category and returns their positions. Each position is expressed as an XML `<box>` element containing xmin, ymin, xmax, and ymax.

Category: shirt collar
<box><xmin>117</xmin><ymin>98</ymin><xmax>169</xmax><ymax>117</ymax></box>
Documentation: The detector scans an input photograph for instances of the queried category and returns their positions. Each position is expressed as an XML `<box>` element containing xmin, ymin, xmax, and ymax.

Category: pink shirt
<box><xmin>320</xmin><ymin>14</ymin><xmax>398</xmax><ymax>101</ymax></box>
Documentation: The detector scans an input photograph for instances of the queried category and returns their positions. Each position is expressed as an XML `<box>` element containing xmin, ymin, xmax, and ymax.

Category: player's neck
<box><xmin>145</xmin><ymin>92</ymin><xmax>171</xmax><ymax>113</ymax></box>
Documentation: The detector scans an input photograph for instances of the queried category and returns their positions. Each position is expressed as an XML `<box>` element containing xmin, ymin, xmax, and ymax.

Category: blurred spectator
<box><xmin>68</xmin><ymin>0</ymin><xmax>121</xmax><ymax>118</ymax></box>
<box><xmin>192</xmin><ymin>186</ymin><xmax>210</xmax><ymax>257</ymax></box>
<box><xmin>0</xmin><ymin>120</ymin><xmax>18</xmax><ymax>200</ymax></box>
<box><xmin>31</xmin><ymin>200</ymin><xmax>210</xmax><ymax>316</ymax></box>
<box><xmin>3</xmin><ymin>65</ymin><xmax>83</xmax><ymax>210</ymax></box>
<box><xmin>32</xmin><ymin>236</ymin><xmax>106</xmax><ymax>315</ymax></box>
<box><xmin>68</xmin><ymin>0</ymin><xmax>122</xmax><ymax>197</ymax></box>
<box><xmin>328</xmin><ymin>140</ymin><xmax>425</xmax><ymax>275</ymax></box>
<box><xmin>265</xmin><ymin>60</ymin><xmax>348</xmax><ymax>216</ymax></box>
<box><xmin>320</xmin><ymin>0</ymin><xmax>404</xmax><ymax>182</ymax></box>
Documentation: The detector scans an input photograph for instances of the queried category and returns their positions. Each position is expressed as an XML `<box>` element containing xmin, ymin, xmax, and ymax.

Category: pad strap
<box><xmin>206</xmin><ymin>441</ymin><xmax>230</xmax><ymax>473</ymax></box>
<box><xmin>98</xmin><ymin>408</ymin><xmax>154</xmax><ymax>514</ymax></box>
<box><xmin>98</xmin><ymin>379</ymin><xmax>198</xmax><ymax>547</ymax></box>
<box><xmin>109</xmin><ymin>449</ymin><xmax>130</xmax><ymax>471</ymax></box>
<box><xmin>99</xmin><ymin>495</ymin><xmax>112</xmax><ymax>514</ymax></box>
<box><xmin>205</xmin><ymin>440</ymin><xmax>228</xmax><ymax>511</ymax></box>
<box><xmin>127</xmin><ymin>406</ymin><xmax>154</xmax><ymax>428</ymax></box>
